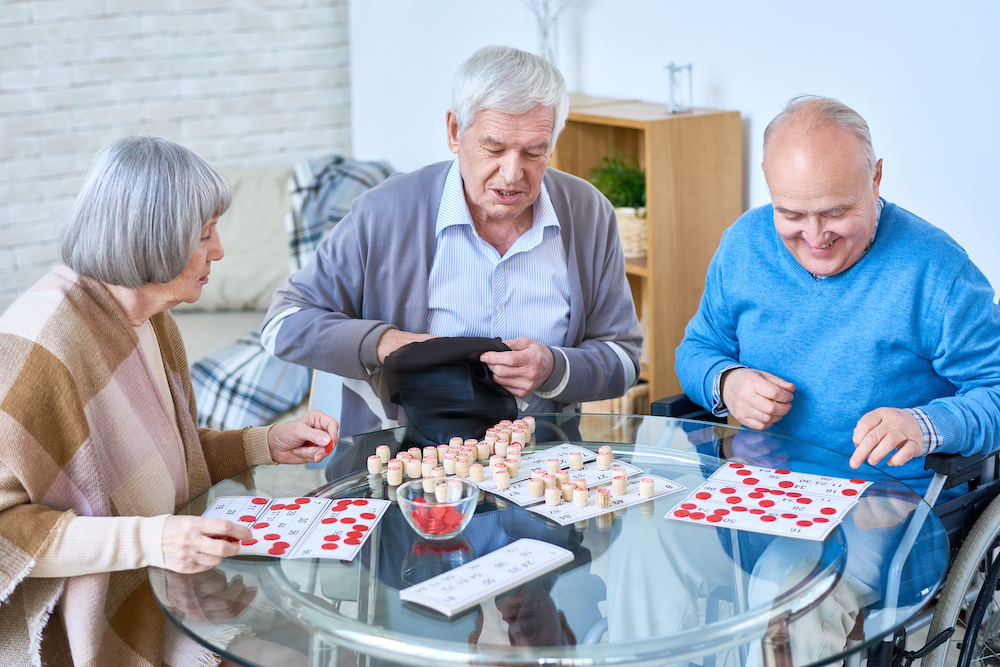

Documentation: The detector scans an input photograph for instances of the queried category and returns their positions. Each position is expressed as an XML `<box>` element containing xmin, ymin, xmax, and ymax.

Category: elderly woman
<box><xmin>0</xmin><ymin>136</ymin><xmax>338</xmax><ymax>666</ymax></box>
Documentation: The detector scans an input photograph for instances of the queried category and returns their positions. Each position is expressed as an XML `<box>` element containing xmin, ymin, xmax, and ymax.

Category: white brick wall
<box><xmin>0</xmin><ymin>0</ymin><xmax>351</xmax><ymax>312</ymax></box>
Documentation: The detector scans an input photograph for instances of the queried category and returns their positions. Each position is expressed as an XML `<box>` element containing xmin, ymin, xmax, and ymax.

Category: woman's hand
<box><xmin>267</xmin><ymin>410</ymin><xmax>340</xmax><ymax>464</ymax></box>
<box><xmin>164</xmin><ymin>569</ymin><xmax>256</xmax><ymax>623</ymax></box>
<box><xmin>162</xmin><ymin>515</ymin><xmax>251</xmax><ymax>574</ymax></box>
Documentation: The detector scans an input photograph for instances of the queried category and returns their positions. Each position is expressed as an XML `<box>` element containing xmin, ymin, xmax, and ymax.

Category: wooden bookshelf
<box><xmin>552</xmin><ymin>96</ymin><xmax>743</xmax><ymax>405</ymax></box>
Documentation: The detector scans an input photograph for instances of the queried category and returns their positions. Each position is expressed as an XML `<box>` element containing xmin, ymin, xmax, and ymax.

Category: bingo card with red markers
<box><xmin>201</xmin><ymin>496</ymin><xmax>390</xmax><ymax>560</ymax></box>
<box><xmin>667</xmin><ymin>463</ymin><xmax>872</xmax><ymax>541</ymax></box>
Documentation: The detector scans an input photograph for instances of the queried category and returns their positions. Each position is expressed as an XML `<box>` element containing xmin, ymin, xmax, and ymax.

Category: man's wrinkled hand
<box><xmin>376</xmin><ymin>329</ymin><xmax>438</xmax><ymax>364</ymax></box>
<box><xmin>267</xmin><ymin>409</ymin><xmax>340</xmax><ymax>464</ymax></box>
<box><xmin>850</xmin><ymin>407</ymin><xmax>923</xmax><ymax>469</ymax></box>
<box><xmin>721</xmin><ymin>368</ymin><xmax>795</xmax><ymax>430</ymax></box>
<box><xmin>481</xmin><ymin>338</ymin><xmax>555</xmax><ymax>398</ymax></box>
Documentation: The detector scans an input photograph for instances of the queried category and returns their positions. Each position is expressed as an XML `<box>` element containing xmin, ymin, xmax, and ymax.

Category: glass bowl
<box><xmin>397</xmin><ymin>478</ymin><xmax>478</xmax><ymax>541</ymax></box>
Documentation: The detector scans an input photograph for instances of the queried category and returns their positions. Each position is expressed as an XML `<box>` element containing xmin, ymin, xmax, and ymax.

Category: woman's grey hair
<box><xmin>763</xmin><ymin>95</ymin><xmax>877</xmax><ymax>177</ymax></box>
<box><xmin>59</xmin><ymin>135</ymin><xmax>231</xmax><ymax>288</ymax></box>
<box><xmin>452</xmin><ymin>45</ymin><xmax>569</xmax><ymax>142</ymax></box>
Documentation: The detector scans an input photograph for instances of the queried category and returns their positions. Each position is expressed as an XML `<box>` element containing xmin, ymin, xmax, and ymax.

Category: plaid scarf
<box><xmin>0</xmin><ymin>267</ymin><xmax>251</xmax><ymax>666</ymax></box>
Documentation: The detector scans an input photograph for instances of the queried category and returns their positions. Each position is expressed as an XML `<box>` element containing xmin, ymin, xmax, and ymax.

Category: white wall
<box><xmin>0</xmin><ymin>0</ymin><xmax>351</xmax><ymax>313</ymax></box>
<box><xmin>349</xmin><ymin>0</ymin><xmax>1000</xmax><ymax>291</ymax></box>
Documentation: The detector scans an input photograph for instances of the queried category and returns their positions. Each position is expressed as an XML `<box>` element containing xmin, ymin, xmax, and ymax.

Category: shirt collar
<box><xmin>435</xmin><ymin>159</ymin><xmax>560</xmax><ymax>238</ymax></box>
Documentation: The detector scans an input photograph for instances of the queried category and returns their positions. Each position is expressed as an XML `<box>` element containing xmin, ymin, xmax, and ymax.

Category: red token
<box><xmin>761</xmin><ymin>515</ymin><xmax>777</xmax><ymax>522</ymax></box>
<box><xmin>720</xmin><ymin>487</ymin><xmax>737</xmax><ymax>494</ymax></box>
<box><xmin>412</xmin><ymin>498</ymin><xmax>427</xmax><ymax>504</ymax></box>
<box><xmin>775</xmin><ymin>469</ymin><xmax>790</xmax><ymax>475</ymax></box>
<box><xmin>732</xmin><ymin>506</ymin><xmax>748</xmax><ymax>512</ymax></box>
<box><xmin>714</xmin><ymin>508</ymin><xmax>730</xmax><ymax>516</ymax></box>
<box><xmin>325</xmin><ymin>443</ymin><xmax>333</xmax><ymax>454</ymax></box>
<box><xmin>674</xmin><ymin>509</ymin><xmax>690</xmax><ymax>517</ymax></box>
<box><xmin>253</xmin><ymin>522</ymin><xmax>269</xmax><ymax>529</ymax></box>
<box><xmin>729</xmin><ymin>463</ymin><xmax>745</xmax><ymax>468</ymax></box>
<box><xmin>749</xmin><ymin>492</ymin><xmax>764</xmax><ymax>499</ymax></box>
<box><xmin>736</xmin><ymin>469</ymin><xmax>751</xmax><ymax>476</ymax></box>
<box><xmin>814</xmin><ymin>517</ymin><xmax>830</xmax><ymax>523</ymax></box>
<box><xmin>821</xmin><ymin>507</ymin><xmax>837</xmax><ymax>515</ymax></box>
<box><xmin>285</xmin><ymin>504</ymin><xmax>300</xmax><ymax>510</ymax></box>
<box><xmin>743</xmin><ymin>478</ymin><xmax>759</xmax><ymax>485</ymax></box>
<box><xmin>251</xmin><ymin>498</ymin><xmax>268</xmax><ymax>505</ymax></box>
<box><xmin>769</xmin><ymin>489</ymin><xmax>785</xmax><ymax>495</ymax></box>
<box><xmin>360</xmin><ymin>512</ymin><xmax>377</xmax><ymax>519</ymax></box>
<box><xmin>322</xmin><ymin>517</ymin><xmax>337</xmax><ymax>524</ymax></box>
<box><xmin>295</xmin><ymin>498</ymin><xmax>311</xmax><ymax>504</ymax></box>
<box><xmin>688</xmin><ymin>512</ymin><xmax>706</xmax><ymax>520</ymax></box>
<box><xmin>707</xmin><ymin>515</ymin><xmax>723</xmax><ymax>523</ymax></box>
<box><xmin>324</xmin><ymin>534</ymin><xmax>341</xmax><ymax>541</ymax></box>
<box><xmin>344</xmin><ymin>537</ymin><xmax>361</xmax><ymax>545</ymax></box>
<box><xmin>340</xmin><ymin>517</ymin><xmax>357</xmax><ymax>524</ymax></box>
<box><xmin>270</xmin><ymin>504</ymin><xmax>285</xmax><ymax>511</ymax></box>
<box><xmin>781</xmin><ymin>513</ymin><xmax>797</xmax><ymax>519</ymax></box>
<box><xmin>274</xmin><ymin>541</ymin><xmax>290</xmax><ymax>549</ymax></box>
<box><xmin>240</xmin><ymin>539</ymin><xmax>257</xmax><ymax>546</ymax></box>
<box><xmin>726</xmin><ymin>496</ymin><xmax>742</xmax><ymax>504</ymax></box>
<box><xmin>749</xmin><ymin>508</ymin><xmax>765</xmax><ymax>514</ymax></box>
<box><xmin>268</xmin><ymin>547</ymin><xmax>286</xmax><ymax>555</ymax></box>
<box><xmin>786</xmin><ymin>492</ymin><xmax>802</xmax><ymax>498</ymax></box>
<box><xmin>355</xmin><ymin>524</ymin><xmax>369</xmax><ymax>531</ymax></box>
<box><xmin>797</xmin><ymin>497</ymin><xmax>813</xmax><ymax>504</ymax></box>
<box><xmin>347</xmin><ymin>531</ymin><xmax>364</xmax><ymax>539</ymax></box>
<box><xmin>226</xmin><ymin>536</ymin><xmax>239</xmax><ymax>542</ymax></box>
<box><xmin>321</xmin><ymin>543</ymin><xmax>339</xmax><ymax>550</ymax></box>
<box><xmin>239</xmin><ymin>515</ymin><xmax>257</xmax><ymax>522</ymax></box>
<box><xmin>681</xmin><ymin>503</ymin><xmax>697</xmax><ymax>510</ymax></box>
<box><xmin>352</xmin><ymin>499</ymin><xmax>368</xmax><ymax>505</ymax></box>
<box><xmin>850</xmin><ymin>479</ymin><xmax>866</xmax><ymax>484</ymax></box>
<box><xmin>797</xmin><ymin>520</ymin><xmax>813</xmax><ymax>527</ymax></box>
<box><xmin>263</xmin><ymin>533</ymin><xmax>281</xmax><ymax>540</ymax></box>
<box><xmin>759</xmin><ymin>500</ymin><xmax>775</xmax><ymax>508</ymax></box>
<box><xmin>842</xmin><ymin>489</ymin><xmax>858</xmax><ymax>496</ymax></box>
<box><xmin>695</xmin><ymin>492</ymin><xmax>712</xmax><ymax>500</ymax></box>
<box><xmin>755</xmin><ymin>487</ymin><xmax>769</xmax><ymax>493</ymax></box>
<box><xmin>778</xmin><ymin>481</ymin><xmax>794</xmax><ymax>488</ymax></box>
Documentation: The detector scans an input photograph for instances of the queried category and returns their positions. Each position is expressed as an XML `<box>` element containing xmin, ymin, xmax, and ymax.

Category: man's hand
<box><xmin>377</xmin><ymin>329</ymin><xmax>438</xmax><ymax>364</ymax></box>
<box><xmin>267</xmin><ymin>410</ymin><xmax>340</xmax><ymax>464</ymax></box>
<box><xmin>161</xmin><ymin>516</ymin><xmax>251</xmax><ymax>574</ymax></box>
<box><xmin>850</xmin><ymin>407</ymin><xmax>924</xmax><ymax>469</ymax></box>
<box><xmin>721</xmin><ymin>368</ymin><xmax>795</xmax><ymax>430</ymax></box>
<box><xmin>481</xmin><ymin>337</ymin><xmax>555</xmax><ymax>398</ymax></box>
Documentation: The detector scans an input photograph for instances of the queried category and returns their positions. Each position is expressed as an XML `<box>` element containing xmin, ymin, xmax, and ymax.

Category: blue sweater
<box><xmin>676</xmin><ymin>202</ymin><xmax>1000</xmax><ymax>492</ymax></box>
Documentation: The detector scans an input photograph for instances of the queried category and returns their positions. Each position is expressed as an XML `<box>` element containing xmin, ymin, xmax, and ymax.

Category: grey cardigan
<box><xmin>264</xmin><ymin>161</ymin><xmax>642</xmax><ymax>435</ymax></box>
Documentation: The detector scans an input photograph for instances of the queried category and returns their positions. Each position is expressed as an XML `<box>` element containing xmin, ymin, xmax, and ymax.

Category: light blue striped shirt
<box><xmin>427</xmin><ymin>160</ymin><xmax>571</xmax><ymax>408</ymax></box>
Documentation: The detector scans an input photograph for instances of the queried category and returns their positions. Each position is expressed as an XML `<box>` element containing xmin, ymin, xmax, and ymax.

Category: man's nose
<box><xmin>498</xmin><ymin>152</ymin><xmax>523</xmax><ymax>184</ymax></box>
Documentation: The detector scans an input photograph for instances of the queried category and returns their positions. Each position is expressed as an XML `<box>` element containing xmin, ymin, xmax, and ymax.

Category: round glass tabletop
<box><xmin>149</xmin><ymin>414</ymin><xmax>948</xmax><ymax>667</ymax></box>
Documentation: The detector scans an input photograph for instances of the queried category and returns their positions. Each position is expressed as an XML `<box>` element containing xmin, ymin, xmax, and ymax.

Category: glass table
<box><xmin>149</xmin><ymin>414</ymin><xmax>949</xmax><ymax>667</ymax></box>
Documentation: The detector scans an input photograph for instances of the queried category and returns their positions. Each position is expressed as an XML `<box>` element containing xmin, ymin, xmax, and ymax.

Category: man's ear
<box><xmin>446</xmin><ymin>110</ymin><xmax>461</xmax><ymax>155</ymax></box>
<box><xmin>872</xmin><ymin>158</ymin><xmax>883</xmax><ymax>198</ymax></box>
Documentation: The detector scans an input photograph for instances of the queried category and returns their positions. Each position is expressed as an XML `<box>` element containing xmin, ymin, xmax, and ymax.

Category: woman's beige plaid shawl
<box><xmin>0</xmin><ymin>267</ymin><xmax>252</xmax><ymax>666</ymax></box>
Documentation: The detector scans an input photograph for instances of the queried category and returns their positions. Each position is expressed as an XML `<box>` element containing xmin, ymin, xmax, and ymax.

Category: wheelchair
<box><xmin>652</xmin><ymin>394</ymin><xmax>1000</xmax><ymax>667</ymax></box>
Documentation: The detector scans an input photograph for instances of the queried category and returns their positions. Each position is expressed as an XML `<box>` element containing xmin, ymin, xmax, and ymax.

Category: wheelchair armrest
<box><xmin>924</xmin><ymin>450</ymin><xmax>998</xmax><ymax>490</ymax></box>
<box><xmin>651</xmin><ymin>394</ymin><xmax>727</xmax><ymax>424</ymax></box>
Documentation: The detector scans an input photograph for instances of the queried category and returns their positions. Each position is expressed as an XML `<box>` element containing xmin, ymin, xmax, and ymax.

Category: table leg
<box><xmin>762</xmin><ymin>615</ymin><xmax>794</xmax><ymax>667</ymax></box>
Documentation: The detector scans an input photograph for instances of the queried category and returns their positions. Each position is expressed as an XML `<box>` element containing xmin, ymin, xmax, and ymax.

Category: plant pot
<box><xmin>615</xmin><ymin>207</ymin><xmax>647</xmax><ymax>257</ymax></box>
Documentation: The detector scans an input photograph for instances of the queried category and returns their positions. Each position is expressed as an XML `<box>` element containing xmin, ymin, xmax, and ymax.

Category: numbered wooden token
<box><xmin>545</xmin><ymin>486</ymin><xmax>562</xmax><ymax>506</ymax></box>
<box><xmin>596</xmin><ymin>453</ymin><xmax>612</xmax><ymax>471</ymax></box>
<box><xmin>639</xmin><ymin>477</ymin><xmax>655</xmax><ymax>498</ymax></box>
<box><xmin>387</xmin><ymin>467</ymin><xmax>403</xmax><ymax>486</ymax></box>
<box><xmin>546</xmin><ymin>458</ymin><xmax>560</xmax><ymax>474</ymax></box>
<box><xmin>470</xmin><ymin>463</ymin><xmax>485</xmax><ymax>482</ymax></box>
<box><xmin>528</xmin><ymin>479</ymin><xmax>545</xmax><ymax>498</ymax></box>
<box><xmin>568</xmin><ymin>452</ymin><xmax>584</xmax><ymax>470</ymax></box>
<box><xmin>612</xmin><ymin>476</ymin><xmax>627</xmax><ymax>496</ymax></box>
<box><xmin>367</xmin><ymin>455</ymin><xmax>382</xmax><ymax>474</ymax></box>
<box><xmin>596</xmin><ymin>488</ymin><xmax>611</xmax><ymax>509</ymax></box>
<box><xmin>562</xmin><ymin>482</ymin><xmax>575</xmax><ymax>502</ymax></box>
<box><xmin>573</xmin><ymin>487</ymin><xmax>589</xmax><ymax>507</ymax></box>
<box><xmin>376</xmin><ymin>445</ymin><xmax>391</xmax><ymax>463</ymax></box>
<box><xmin>505</xmin><ymin>458</ymin><xmax>520</xmax><ymax>477</ymax></box>
<box><xmin>435</xmin><ymin>482</ymin><xmax>449</xmax><ymax>503</ymax></box>
<box><xmin>494</xmin><ymin>469</ymin><xmax>511</xmax><ymax>490</ymax></box>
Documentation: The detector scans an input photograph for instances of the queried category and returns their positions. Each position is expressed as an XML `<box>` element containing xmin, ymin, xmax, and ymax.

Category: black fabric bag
<box><xmin>383</xmin><ymin>337</ymin><xmax>518</xmax><ymax>444</ymax></box>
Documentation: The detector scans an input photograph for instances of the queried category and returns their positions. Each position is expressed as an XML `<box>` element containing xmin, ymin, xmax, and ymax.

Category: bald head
<box><xmin>763</xmin><ymin>96</ymin><xmax>877</xmax><ymax>179</ymax></box>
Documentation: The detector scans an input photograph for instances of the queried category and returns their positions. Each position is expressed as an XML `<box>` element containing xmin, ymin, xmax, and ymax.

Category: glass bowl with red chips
<box><xmin>397</xmin><ymin>478</ymin><xmax>479</xmax><ymax>541</ymax></box>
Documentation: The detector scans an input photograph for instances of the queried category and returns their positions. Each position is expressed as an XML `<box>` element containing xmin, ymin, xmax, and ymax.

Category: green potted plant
<box><xmin>590</xmin><ymin>151</ymin><xmax>647</xmax><ymax>257</ymax></box>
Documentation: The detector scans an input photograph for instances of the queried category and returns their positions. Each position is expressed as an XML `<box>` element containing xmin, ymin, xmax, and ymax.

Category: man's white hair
<box><xmin>451</xmin><ymin>45</ymin><xmax>568</xmax><ymax>142</ymax></box>
<box><xmin>763</xmin><ymin>95</ymin><xmax>878</xmax><ymax>177</ymax></box>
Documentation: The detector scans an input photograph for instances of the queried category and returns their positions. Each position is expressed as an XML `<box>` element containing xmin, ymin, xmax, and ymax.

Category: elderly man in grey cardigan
<box><xmin>263</xmin><ymin>45</ymin><xmax>642</xmax><ymax>437</ymax></box>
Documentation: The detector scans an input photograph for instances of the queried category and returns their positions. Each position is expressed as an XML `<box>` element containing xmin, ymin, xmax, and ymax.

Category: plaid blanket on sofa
<box><xmin>190</xmin><ymin>155</ymin><xmax>392</xmax><ymax>430</ymax></box>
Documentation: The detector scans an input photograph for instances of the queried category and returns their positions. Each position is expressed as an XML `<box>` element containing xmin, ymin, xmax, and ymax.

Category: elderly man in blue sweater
<box><xmin>677</xmin><ymin>95</ymin><xmax>1000</xmax><ymax>495</ymax></box>
<box><xmin>672</xmin><ymin>95</ymin><xmax>1000</xmax><ymax>664</ymax></box>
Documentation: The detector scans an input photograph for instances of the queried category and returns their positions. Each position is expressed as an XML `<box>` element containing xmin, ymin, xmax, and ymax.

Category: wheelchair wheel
<box><xmin>924</xmin><ymin>493</ymin><xmax>1000</xmax><ymax>667</ymax></box>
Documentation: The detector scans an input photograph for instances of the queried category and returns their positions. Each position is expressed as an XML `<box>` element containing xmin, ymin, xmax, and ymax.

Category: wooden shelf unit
<box><xmin>551</xmin><ymin>96</ymin><xmax>743</xmax><ymax>405</ymax></box>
